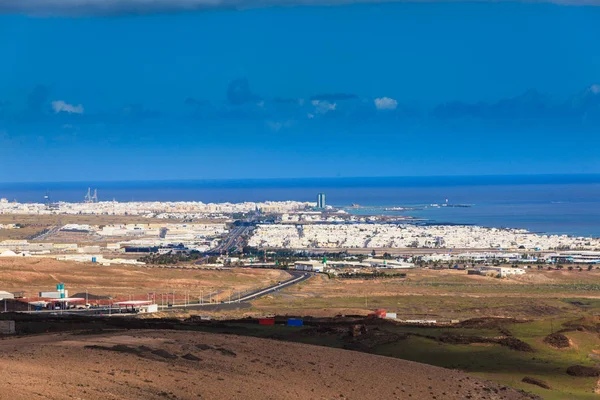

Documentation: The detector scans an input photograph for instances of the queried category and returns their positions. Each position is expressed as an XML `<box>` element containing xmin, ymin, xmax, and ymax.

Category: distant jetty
<box><xmin>430</xmin><ymin>203</ymin><xmax>472</xmax><ymax>208</ymax></box>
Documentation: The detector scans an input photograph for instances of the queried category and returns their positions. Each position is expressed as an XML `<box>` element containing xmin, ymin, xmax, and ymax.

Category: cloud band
<box><xmin>0</xmin><ymin>0</ymin><xmax>598</xmax><ymax>17</ymax></box>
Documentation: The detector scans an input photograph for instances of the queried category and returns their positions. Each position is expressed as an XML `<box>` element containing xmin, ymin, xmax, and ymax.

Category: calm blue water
<box><xmin>1</xmin><ymin>175</ymin><xmax>600</xmax><ymax>237</ymax></box>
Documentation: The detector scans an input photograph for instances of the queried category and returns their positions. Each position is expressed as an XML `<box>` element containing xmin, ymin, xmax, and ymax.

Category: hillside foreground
<box><xmin>0</xmin><ymin>329</ymin><xmax>539</xmax><ymax>400</ymax></box>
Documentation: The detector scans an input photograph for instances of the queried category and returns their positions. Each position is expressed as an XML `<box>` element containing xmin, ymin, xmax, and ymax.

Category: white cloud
<box><xmin>267</xmin><ymin>119</ymin><xmax>293</xmax><ymax>131</ymax></box>
<box><xmin>374</xmin><ymin>97</ymin><xmax>398</xmax><ymax>110</ymax></box>
<box><xmin>312</xmin><ymin>100</ymin><xmax>336</xmax><ymax>115</ymax></box>
<box><xmin>1</xmin><ymin>0</ymin><xmax>596</xmax><ymax>16</ymax></box>
<box><xmin>52</xmin><ymin>100</ymin><xmax>84</xmax><ymax>114</ymax></box>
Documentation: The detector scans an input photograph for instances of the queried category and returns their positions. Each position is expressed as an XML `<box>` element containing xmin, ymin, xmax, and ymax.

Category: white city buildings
<box><xmin>248</xmin><ymin>223</ymin><xmax>600</xmax><ymax>251</ymax></box>
<box><xmin>0</xmin><ymin>199</ymin><xmax>313</xmax><ymax>218</ymax></box>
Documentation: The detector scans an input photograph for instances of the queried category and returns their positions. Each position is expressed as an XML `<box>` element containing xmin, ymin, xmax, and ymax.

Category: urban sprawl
<box><xmin>1</xmin><ymin>196</ymin><xmax>599</xmax><ymax>268</ymax></box>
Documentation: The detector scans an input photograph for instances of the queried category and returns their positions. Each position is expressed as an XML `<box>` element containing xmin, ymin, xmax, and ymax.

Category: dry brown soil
<box><xmin>0</xmin><ymin>257</ymin><xmax>289</xmax><ymax>301</ymax></box>
<box><xmin>0</xmin><ymin>329</ymin><xmax>538</xmax><ymax>400</ymax></box>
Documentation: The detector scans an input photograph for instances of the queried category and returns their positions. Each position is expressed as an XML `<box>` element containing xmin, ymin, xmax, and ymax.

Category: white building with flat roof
<box><xmin>481</xmin><ymin>267</ymin><xmax>526</xmax><ymax>277</ymax></box>
<box><xmin>294</xmin><ymin>260</ymin><xmax>324</xmax><ymax>272</ymax></box>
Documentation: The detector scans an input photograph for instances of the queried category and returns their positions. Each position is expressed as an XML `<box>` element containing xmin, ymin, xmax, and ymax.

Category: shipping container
<box><xmin>287</xmin><ymin>319</ymin><xmax>303</xmax><ymax>327</ymax></box>
<box><xmin>385</xmin><ymin>312</ymin><xmax>397</xmax><ymax>319</ymax></box>
<box><xmin>258</xmin><ymin>318</ymin><xmax>275</xmax><ymax>325</ymax></box>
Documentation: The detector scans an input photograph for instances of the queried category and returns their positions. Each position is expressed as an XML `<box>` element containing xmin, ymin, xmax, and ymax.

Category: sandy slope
<box><xmin>0</xmin><ymin>330</ymin><xmax>538</xmax><ymax>400</ymax></box>
<box><xmin>0</xmin><ymin>257</ymin><xmax>288</xmax><ymax>300</ymax></box>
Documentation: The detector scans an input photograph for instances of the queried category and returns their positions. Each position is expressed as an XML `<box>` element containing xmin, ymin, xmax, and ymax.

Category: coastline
<box><xmin>1</xmin><ymin>175</ymin><xmax>600</xmax><ymax>238</ymax></box>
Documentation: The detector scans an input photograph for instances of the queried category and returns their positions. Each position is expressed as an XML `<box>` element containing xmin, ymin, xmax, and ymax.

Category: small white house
<box><xmin>482</xmin><ymin>267</ymin><xmax>526</xmax><ymax>277</ymax></box>
<box><xmin>140</xmin><ymin>304</ymin><xmax>158</xmax><ymax>313</ymax></box>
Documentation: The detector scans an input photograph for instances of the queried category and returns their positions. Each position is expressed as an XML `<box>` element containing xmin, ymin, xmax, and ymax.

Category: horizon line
<box><xmin>2</xmin><ymin>173</ymin><xmax>600</xmax><ymax>186</ymax></box>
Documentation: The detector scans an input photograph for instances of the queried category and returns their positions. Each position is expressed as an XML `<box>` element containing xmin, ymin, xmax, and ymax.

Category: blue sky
<box><xmin>0</xmin><ymin>1</ymin><xmax>599</xmax><ymax>182</ymax></box>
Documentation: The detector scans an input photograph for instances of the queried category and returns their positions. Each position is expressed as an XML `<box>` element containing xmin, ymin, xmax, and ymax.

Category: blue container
<box><xmin>92</xmin><ymin>257</ymin><xmax>97</xmax><ymax>263</ymax></box>
<box><xmin>287</xmin><ymin>319</ymin><xmax>303</xmax><ymax>327</ymax></box>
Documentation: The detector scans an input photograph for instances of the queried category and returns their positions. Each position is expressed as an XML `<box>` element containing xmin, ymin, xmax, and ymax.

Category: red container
<box><xmin>258</xmin><ymin>318</ymin><xmax>275</xmax><ymax>325</ymax></box>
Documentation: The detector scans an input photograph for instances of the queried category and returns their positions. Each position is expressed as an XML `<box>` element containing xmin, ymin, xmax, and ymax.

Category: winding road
<box><xmin>168</xmin><ymin>269</ymin><xmax>311</xmax><ymax>311</ymax></box>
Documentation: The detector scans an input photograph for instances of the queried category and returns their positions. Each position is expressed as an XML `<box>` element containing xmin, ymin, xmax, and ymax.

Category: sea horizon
<box><xmin>1</xmin><ymin>174</ymin><xmax>600</xmax><ymax>238</ymax></box>
<box><xmin>2</xmin><ymin>173</ymin><xmax>600</xmax><ymax>188</ymax></box>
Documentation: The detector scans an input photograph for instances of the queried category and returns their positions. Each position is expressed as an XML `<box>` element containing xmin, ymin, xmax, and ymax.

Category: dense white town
<box><xmin>0</xmin><ymin>197</ymin><xmax>312</xmax><ymax>218</ymax></box>
<box><xmin>248</xmin><ymin>223</ymin><xmax>600</xmax><ymax>250</ymax></box>
<box><xmin>1</xmin><ymin>198</ymin><xmax>600</xmax><ymax>268</ymax></box>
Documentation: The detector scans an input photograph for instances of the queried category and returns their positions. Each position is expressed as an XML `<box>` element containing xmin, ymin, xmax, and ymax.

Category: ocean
<box><xmin>1</xmin><ymin>174</ymin><xmax>600</xmax><ymax>238</ymax></box>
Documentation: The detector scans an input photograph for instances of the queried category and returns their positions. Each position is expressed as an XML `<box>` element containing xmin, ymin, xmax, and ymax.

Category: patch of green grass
<box><xmin>255</xmin><ymin>293</ymin><xmax>584</xmax><ymax>321</ymax></box>
<box><xmin>373</xmin><ymin>328</ymin><xmax>598</xmax><ymax>400</ymax></box>
<box><xmin>562</xmin><ymin>297</ymin><xmax>600</xmax><ymax>311</ymax></box>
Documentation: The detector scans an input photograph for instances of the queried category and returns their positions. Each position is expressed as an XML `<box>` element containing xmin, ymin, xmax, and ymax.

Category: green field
<box><xmin>375</xmin><ymin>321</ymin><xmax>599</xmax><ymax>400</ymax></box>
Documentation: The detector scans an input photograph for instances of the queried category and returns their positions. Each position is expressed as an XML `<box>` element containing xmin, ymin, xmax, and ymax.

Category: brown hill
<box><xmin>0</xmin><ymin>329</ymin><xmax>539</xmax><ymax>400</ymax></box>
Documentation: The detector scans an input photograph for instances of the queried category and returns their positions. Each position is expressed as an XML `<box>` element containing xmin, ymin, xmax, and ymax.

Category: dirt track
<box><xmin>0</xmin><ymin>329</ymin><xmax>538</xmax><ymax>400</ymax></box>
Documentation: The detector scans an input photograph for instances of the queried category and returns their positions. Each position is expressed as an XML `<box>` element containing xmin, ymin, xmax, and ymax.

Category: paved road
<box><xmin>218</xmin><ymin>225</ymin><xmax>251</xmax><ymax>252</ymax></box>
<box><xmin>22</xmin><ymin>269</ymin><xmax>312</xmax><ymax>315</ymax></box>
<box><xmin>167</xmin><ymin>270</ymin><xmax>310</xmax><ymax>310</ymax></box>
<box><xmin>203</xmin><ymin>224</ymin><xmax>251</xmax><ymax>257</ymax></box>
<box><xmin>29</xmin><ymin>225</ymin><xmax>61</xmax><ymax>241</ymax></box>
<box><xmin>235</xmin><ymin>271</ymin><xmax>310</xmax><ymax>302</ymax></box>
